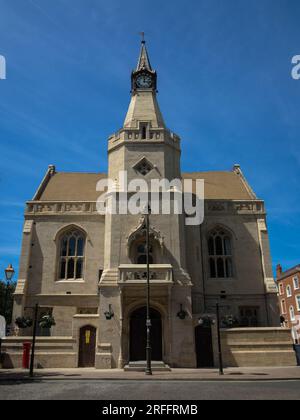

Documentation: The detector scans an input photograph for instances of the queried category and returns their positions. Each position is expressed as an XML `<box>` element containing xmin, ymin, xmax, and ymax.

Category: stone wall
<box><xmin>221</xmin><ymin>327</ymin><xmax>297</xmax><ymax>367</ymax></box>
<box><xmin>1</xmin><ymin>328</ymin><xmax>296</xmax><ymax>369</ymax></box>
<box><xmin>1</xmin><ymin>337</ymin><xmax>77</xmax><ymax>369</ymax></box>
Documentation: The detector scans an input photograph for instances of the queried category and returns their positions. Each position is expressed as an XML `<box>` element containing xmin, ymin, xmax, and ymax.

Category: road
<box><xmin>0</xmin><ymin>379</ymin><xmax>300</xmax><ymax>400</ymax></box>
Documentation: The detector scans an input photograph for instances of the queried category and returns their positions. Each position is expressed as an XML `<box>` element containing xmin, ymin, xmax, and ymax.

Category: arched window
<box><xmin>290</xmin><ymin>306</ymin><xmax>295</xmax><ymax>321</ymax></box>
<box><xmin>208</xmin><ymin>227</ymin><xmax>233</xmax><ymax>278</ymax></box>
<box><xmin>286</xmin><ymin>285</ymin><xmax>292</xmax><ymax>297</ymax></box>
<box><xmin>58</xmin><ymin>229</ymin><xmax>85</xmax><ymax>280</ymax></box>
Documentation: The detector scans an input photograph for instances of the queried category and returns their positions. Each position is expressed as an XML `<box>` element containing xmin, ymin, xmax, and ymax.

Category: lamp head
<box><xmin>5</xmin><ymin>264</ymin><xmax>15</xmax><ymax>281</ymax></box>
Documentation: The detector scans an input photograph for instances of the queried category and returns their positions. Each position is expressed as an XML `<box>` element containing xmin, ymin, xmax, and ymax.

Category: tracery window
<box><xmin>58</xmin><ymin>229</ymin><xmax>85</xmax><ymax>280</ymax></box>
<box><xmin>208</xmin><ymin>227</ymin><xmax>233</xmax><ymax>278</ymax></box>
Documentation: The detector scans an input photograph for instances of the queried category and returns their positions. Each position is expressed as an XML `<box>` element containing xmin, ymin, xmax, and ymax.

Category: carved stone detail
<box><xmin>26</xmin><ymin>201</ymin><xmax>99</xmax><ymax>215</ymax></box>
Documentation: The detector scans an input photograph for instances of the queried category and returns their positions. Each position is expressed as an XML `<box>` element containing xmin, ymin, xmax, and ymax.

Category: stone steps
<box><xmin>124</xmin><ymin>361</ymin><xmax>171</xmax><ymax>372</ymax></box>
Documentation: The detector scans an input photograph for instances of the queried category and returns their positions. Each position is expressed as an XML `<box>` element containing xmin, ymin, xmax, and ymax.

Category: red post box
<box><xmin>22</xmin><ymin>342</ymin><xmax>31</xmax><ymax>369</ymax></box>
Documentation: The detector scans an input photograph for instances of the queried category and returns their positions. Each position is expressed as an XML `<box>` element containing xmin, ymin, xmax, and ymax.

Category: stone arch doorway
<box><xmin>78</xmin><ymin>325</ymin><xmax>96</xmax><ymax>367</ymax></box>
<box><xmin>195</xmin><ymin>325</ymin><xmax>214</xmax><ymax>368</ymax></box>
<box><xmin>129</xmin><ymin>307</ymin><xmax>162</xmax><ymax>361</ymax></box>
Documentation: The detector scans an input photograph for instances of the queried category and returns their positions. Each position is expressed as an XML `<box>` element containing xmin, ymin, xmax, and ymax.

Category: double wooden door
<box><xmin>130</xmin><ymin>307</ymin><xmax>162</xmax><ymax>361</ymax></box>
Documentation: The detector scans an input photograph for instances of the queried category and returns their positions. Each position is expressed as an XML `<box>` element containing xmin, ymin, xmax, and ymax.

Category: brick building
<box><xmin>276</xmin><ymin>264</ymin><xmax>300</xmax><ymax>343</ymax></box>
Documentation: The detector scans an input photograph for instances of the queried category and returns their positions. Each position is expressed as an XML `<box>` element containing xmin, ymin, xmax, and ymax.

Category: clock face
<box><xmin>136</xmin><ymin>73</ymin><xmax>152</xmax><ymax>88</ymax></box>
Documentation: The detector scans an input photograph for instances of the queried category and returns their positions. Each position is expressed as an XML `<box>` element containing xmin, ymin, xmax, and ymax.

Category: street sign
<box><xmin>0</xmin><ymin>315</ymin><xmax>6</xmax><ymax>338</ymax></box>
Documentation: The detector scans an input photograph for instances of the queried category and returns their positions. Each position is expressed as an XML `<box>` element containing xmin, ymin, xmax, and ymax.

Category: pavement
<box><xmin>0</xmin><ymin>366</ymin><xmax>299</xmax><ymax>382</ymax></box>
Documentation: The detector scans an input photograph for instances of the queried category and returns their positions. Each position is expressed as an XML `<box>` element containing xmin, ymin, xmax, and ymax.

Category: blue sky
<box><xmin>0</xmin><ymin>0</ymin><xmax>299</xmax><ymax>280</ymax></box>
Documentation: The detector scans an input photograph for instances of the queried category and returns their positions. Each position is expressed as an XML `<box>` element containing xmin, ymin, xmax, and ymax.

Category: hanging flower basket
<box><xmin>221</xmin><ymin>315</ymin><xmax>239</xmax><ymax>328</ymax></box>
<box><xmin>15</xmin><ymin>317</ymin><xmax>33</xmax><ymax>329</ymax></box>
<box><xmin>38</xmin><ymin>314</ymin><xmax>56</xmax><ymax>329</ymax></box>
<box><xmin>198</xmin><ymin>316</ymin><xmax>215</xmax><ymax>328</ymax></box>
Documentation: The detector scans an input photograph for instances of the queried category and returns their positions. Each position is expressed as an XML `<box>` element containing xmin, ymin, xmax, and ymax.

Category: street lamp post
<box><xmin>143</xmin><ymin>204</ymin><xmax>152</xmax><ymax>376</ymax></box>
<box><xmin>216</xmin><ymin>303</ymin><xmax>224</xmax><ymax>376</ymax></box>
<box><xmin>3</xmin><ymin>264</ymin><xmax>15</xmax><ymax>321</ymax></box>
<box><xmin>0</xmin><ymin>264</ymin><xmax>15</xmax><ymax>366</ymax></box>
<box><xmin>216</xmin><ymin>291</ymin><xmax>227</xmax><ymax>376</ymax></box>
<box><xmin>29</xmin><ymin>303</ymin><xmax>39</xmax><ymax>378</ymax></box>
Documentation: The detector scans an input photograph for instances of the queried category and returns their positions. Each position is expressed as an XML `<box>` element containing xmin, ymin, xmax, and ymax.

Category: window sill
<box><xmin>56</xmin><ymin>279</ymin><xmax>85</xmax><ymax>284</ymax></box>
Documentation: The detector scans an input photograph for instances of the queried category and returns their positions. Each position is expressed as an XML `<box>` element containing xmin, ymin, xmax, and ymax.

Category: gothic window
<box><xmin>208</xmin><ymin>227</ymin><xmax>234</xmax><ymax>278</ymax></box>
<box><xmin>58</xmin><ymin>229</ymin><xmax>85</xmax><ymax>280</ymax></box>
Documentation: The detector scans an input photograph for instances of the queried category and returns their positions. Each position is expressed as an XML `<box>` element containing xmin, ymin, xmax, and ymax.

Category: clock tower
<box><xmin>107</xmin><ymin>40</ymin><xmax>182</xmax><ymax>183</ymax></box>
<box><xmin>100</xmin><ymin>40</ymin><xmax>195</xmax><ymax>368</ymax></box>
<box><xmin>131</xmin><ymin>40</ymin><xmax>157</xmax><ymax>91</ymax></box>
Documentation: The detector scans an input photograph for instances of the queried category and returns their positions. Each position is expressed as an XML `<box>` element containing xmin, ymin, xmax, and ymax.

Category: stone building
<box><xmin>11</xmin><ymin>41</ymin><xmax>281</xmax><ymax>369</ymax></box>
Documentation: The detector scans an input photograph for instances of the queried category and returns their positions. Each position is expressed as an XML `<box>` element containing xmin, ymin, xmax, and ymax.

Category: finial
<box><xmin>136</xmin><ymin>35</ymin><xmax>152</xmax><ymax>71</ymax></box>
<box><xmin>233</xmin><ymin>164</ymin><xmax>241</xmax><ymax>173</ymax></box>
<box><xmin>139</xmin><ymin>31</ymin><xmax>145</xmax><ymax>44</ymax></box>
<box><xmin>48</xmin><ymin>164</ymin><xmax>56</xmax><ymax>175</ymax></box>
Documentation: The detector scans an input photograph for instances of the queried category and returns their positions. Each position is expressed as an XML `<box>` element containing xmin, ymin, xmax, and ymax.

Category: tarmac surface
<box><xmin>0</xmin><ymin>378</ymin><xmax>300</xmax><ymax>400</ymax></box>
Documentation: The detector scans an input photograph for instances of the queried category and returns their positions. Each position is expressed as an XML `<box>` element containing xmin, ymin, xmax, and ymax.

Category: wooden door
<box><xmin>195</xmin><ymin>325</ymin><xmax>214</xmax><ymax>368</ymax></box>
<box><xmin>130</xmin><ymin>307</ymin><xmax>162</xmax><ymax>361</ymax></box>
<box><xmin>78</xmin><ymin>325</ymin><xmax>96</xmax><ymax>367</ymax></box>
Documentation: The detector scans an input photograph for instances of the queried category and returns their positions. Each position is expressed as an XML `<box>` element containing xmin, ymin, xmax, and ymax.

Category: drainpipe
<box><xmin>118</xmin><ymin>288</ymin><xmax>124</xmax><ymax>368</ymax></box>
<box><xmin>200</xmin><ymin>224</ymin><xmax>207</xmax><ymax>312</ymax></box>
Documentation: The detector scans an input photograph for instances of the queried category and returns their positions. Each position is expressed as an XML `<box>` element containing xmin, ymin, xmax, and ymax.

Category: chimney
<box><xmin>276</xmin><ymin>264</ymin><xmax>282</xmax><ymax>279</ymax></box>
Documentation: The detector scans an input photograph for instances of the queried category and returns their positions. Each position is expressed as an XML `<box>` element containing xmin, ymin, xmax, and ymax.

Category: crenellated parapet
<box><xmin>108</xmin><ymin>127</ymin><xmax>181</xmax><ymax>153</ymax></box>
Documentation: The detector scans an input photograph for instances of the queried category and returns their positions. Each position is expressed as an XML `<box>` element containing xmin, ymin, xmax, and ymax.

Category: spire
<box><xmin>124</xmin><ymin>39</ymin><xmax>165</xmax><ymax>128</ymax></box>
<box><xmin>123</xmin><ymin>92</ymin><xmax>165</xmax><ymax>128</ymax></box>
<box><xmin>136</xmin><ymin>40</ymin><xmax>152</xmax><ymax>71</ymax></box>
